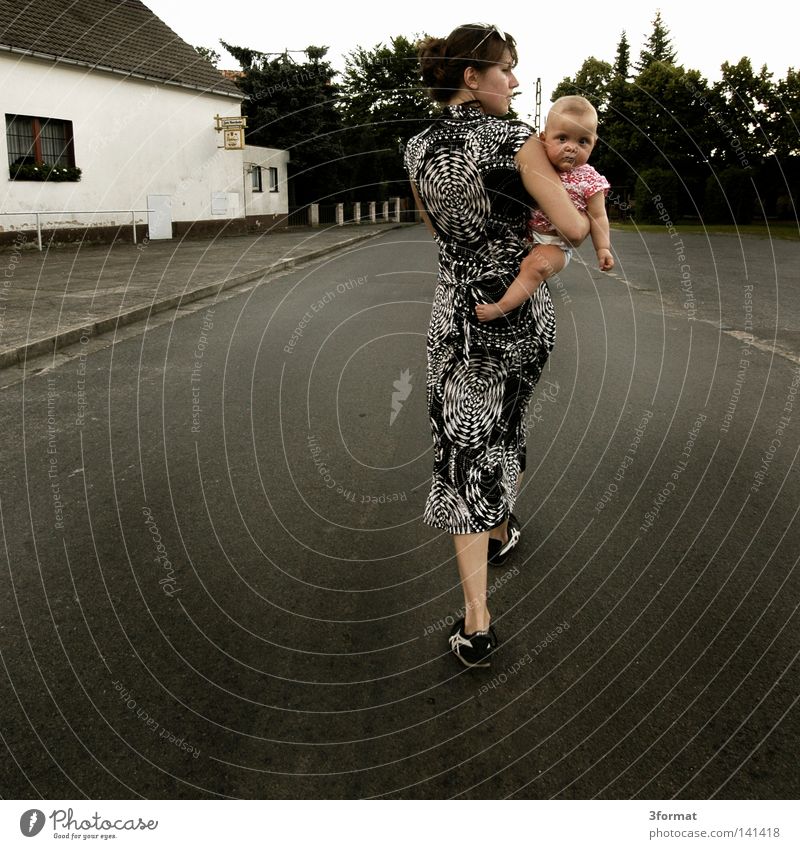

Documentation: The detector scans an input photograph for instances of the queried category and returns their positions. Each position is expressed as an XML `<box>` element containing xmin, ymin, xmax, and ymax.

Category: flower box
<box><xmin>10</xmin><ymin>163</ymin><xmax>82</xmax><ymax>182</ymax></box>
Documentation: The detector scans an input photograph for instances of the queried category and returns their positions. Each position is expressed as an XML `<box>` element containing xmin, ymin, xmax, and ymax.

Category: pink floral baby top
<box><xmin>529</xmin><ymin>164</ymin><xmax>610</xmax><ymax>234</ymax></box>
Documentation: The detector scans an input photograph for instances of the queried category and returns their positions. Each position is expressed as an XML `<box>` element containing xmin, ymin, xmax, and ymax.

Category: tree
<box><xmin>601</xmin><ymin>37</ymin><xmax>636</xmax><ymax>196</ymax></box>
<box><xmin>545</xmin><ymin>17</ymin><xmax>797</xmax><ymax>219</ymax></box>
<box><xmin>635</xmin><ymin>11</ymin><xmax>677</xmax><ymax>72</ymax></box>
<box><xmin>551</xmin><ymin>57</ymin><xmax>613</xmax><ymax>113</ymax></box>
<box><xmin>613</xmin><ymin>31</ymin><xmax>630</xmax><ymax>80</ymax></box>
<box><xmin>708</xmin><ymin>58</ymin><xmax>773</xmax><ymax>167</ymax></box>
<box><xmin>770</xmin><ymin>67</ymin><xmax>800</xmax><ymax>157</ymax></box>
<box><xmin>221</xmin><ymin>41</ymin><xmax>347</xmax><ymax>204</ymax></box>
<box><xmin>627</xmin><ymin>62</ymin><xmax>711</xmax><ymax>167</ymax></box>
<box><xmin>634</xmin><ymin>166</ymin><xmax>680</xmax><ymax>222</ymax></box>
<box><xmin>759</xmin><ymin>67</ymin><xmax>799</xmax><ymax>217</ymax></box>
<box><xmin>704</xmin><ymin>168</ymin><xmax>756</xmax><ymax>224</ymax></box>
<box><xmin>338</xmin><ymin>35</ymin><xmax>434</xmax><ymax>200</ymax></box>
<box><xmin>195</xmin><ymin>45</ymin><xmax>220</xmax><ymax>67</ymax></box>
<box><xmin>623</xmin><ymin>62</ymin><xmax>715</xmax><ymax>214</ymax></box>
<box><xmin>766</xmin><ymin>61</ymin><xmax>800</xmax><ymax>215</ymax></box>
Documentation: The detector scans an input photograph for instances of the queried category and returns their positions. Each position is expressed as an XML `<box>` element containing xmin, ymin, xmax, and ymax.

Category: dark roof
<box><xmin>0</xmin><ymin>0</ymin><xmax>241</xmax><ymax>98</ymax></box>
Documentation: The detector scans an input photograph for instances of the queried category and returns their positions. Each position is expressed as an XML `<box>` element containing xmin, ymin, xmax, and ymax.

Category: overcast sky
<box><xmin>147</xmin><ymin>0</ymin><xmax>796</xmax><ymax>122</ymax></box>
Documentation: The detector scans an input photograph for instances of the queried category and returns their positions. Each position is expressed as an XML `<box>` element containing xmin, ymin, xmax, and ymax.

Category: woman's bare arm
<box><xmin>515</xmin><ymin>136</ymin><xmax>589</xmax><ymax>245</ymax></box>
<box><xmin>410</xmin><ymin>180</ymin><xmax>436</xmax><ymax>239</ymax></box>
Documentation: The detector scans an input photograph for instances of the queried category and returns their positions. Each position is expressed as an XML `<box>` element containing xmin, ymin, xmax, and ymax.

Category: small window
<box><xmin>6</xmin><ymin>114</ymin><xmax>75</xmax><ymax>167</ymax></box>
<box><xmin>251</xmin><ymin>165</ymin><xmax>263</xmax><ymax>192</ymax></box>
<box><xmin>268</xmin><ymin>166</ymin><xmax>279</xmax><ymax>192</ymax></box>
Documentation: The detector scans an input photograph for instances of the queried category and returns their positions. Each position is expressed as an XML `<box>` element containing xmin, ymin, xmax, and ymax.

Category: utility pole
<box><xmin>534</xmin><ymin>78</ymin><xmax>542</xmax><ymax>133</ymax></box>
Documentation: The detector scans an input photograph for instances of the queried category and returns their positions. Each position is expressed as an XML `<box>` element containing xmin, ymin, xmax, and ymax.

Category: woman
<box><xmin>404</xmin><ymin>23</ymin><xmax>588</xmax><ymax>668</ymax></box>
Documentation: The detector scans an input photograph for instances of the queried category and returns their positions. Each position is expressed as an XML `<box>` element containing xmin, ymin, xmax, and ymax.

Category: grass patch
<box><xmin>611</xmin><ymin>221</ymin><xmax>799</xmax><ymax>240</ymax></box>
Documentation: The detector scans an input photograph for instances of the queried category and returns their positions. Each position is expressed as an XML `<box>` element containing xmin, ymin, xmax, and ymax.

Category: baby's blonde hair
<box><xmin>547</xmin><ymin>95</ymin><xmax>598</xmax><ymax>130</ymax></box>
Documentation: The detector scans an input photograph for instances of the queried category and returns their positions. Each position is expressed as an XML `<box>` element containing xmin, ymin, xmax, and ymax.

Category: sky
<box><xmin>147</xmin><ymin>0</ymin><xmax>796</xmax><ymax>122</ymax></box>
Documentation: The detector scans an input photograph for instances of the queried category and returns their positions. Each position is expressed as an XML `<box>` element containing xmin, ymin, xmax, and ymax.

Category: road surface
<box><xmin>1</xmin><ymin>224</ymin><xmax>797</xmax><ymax>799</ymax></box>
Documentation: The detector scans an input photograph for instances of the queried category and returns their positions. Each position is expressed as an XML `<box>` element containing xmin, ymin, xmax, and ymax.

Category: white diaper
<box><xmin>530</xmin><ymin>231</ymin><xmax>573</xmax><ymax>266</ymax></box>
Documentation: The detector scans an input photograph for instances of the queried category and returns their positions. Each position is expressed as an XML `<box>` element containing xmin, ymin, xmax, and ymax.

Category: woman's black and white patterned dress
<box><xmin>404</xmin><ymin>102</ymin><xmax>557</xmax><ymax>534</ymax></box>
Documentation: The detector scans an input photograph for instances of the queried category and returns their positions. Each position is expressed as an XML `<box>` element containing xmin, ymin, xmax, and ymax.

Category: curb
<box><xmin>0</xmin><ymin>224</ymin><xmax>407</xmax><ymax>370</ymax></box>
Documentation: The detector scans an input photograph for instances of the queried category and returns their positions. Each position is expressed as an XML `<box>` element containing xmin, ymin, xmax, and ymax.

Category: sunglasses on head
<box><xmin>471</xmin><ymin>24</ymin><xmax>506</xmax><ymax>54</ymax></box>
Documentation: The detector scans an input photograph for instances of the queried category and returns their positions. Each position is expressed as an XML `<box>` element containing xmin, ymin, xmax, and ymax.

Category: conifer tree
<box><xmin>635</xmin><ymin>11</ymin><xmax>677</xmax><ymax>72</ymax></box>
<box><xmin>220</xmin><ymin>41</ymin><xmax>347</xmax><ymax>204</ymax></box>
<box><xmin>613</xmin><ymin>31</ymin><xmax>630</xmax><ymax>79</ymax></box>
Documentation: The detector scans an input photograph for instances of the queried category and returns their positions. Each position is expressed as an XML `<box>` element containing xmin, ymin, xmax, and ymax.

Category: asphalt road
<box><xmin>1</xmin><ymin>224</ymin><xmax>798</xmax><ymax>799</ymax></box>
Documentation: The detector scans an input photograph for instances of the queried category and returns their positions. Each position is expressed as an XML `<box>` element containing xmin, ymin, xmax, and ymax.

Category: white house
<box><xmin>242</xmin><ymin>143</ymin><xmax>291</xmax><ymax>229</ymax></box>
<box><xmin>0</xmin><ymin>0</ymin><xmax>289</xmax><ymax>245</ymax></box>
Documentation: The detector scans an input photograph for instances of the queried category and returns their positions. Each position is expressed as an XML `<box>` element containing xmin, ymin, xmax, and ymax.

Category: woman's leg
<box><xmin>487</xmin><ymin>471</ymin><xmax>525</xmax><ymax>544</ymax></box>
<box><xmin>488</xmin><ymin>520</ymin><xmax>508</xmax><ymax>545</ymax></box>
<box><xmin>452</xmin><ymin>532</ymin><xmax>491</xmax><ymax>633</ymax></box>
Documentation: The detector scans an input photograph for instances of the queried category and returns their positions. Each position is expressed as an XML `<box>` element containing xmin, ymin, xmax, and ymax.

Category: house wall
<box><xmin>243</xmin><ymin>144</ymin><xmax>290</xmax><ymax>231</ymax></box>
<box><xmin>0</xmin><ymin>53</ymin><xmax>289</xmax><ymax>240</ymax></box>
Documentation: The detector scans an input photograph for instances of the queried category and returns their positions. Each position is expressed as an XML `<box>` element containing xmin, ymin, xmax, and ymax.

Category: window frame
<box><xmin>268</xmin><ymin>166</ymin><xmax>279</xmax><ymax>193</ymax></box>
<box><xmin>251</xmin><ymin>164</ymin><xmax>263</xmax><ymax>193</ymax></box>
<box><xmin>6</xmin><ymin>114</ymin><xmax>76</xmax><ymax>168</ymax></box>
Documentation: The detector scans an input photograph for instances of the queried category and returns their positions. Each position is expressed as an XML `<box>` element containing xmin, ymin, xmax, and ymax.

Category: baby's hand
<box><xmin>597</xmin><ymin>249</ymin><xmax>614</xmax><ymax>272</ymax></box>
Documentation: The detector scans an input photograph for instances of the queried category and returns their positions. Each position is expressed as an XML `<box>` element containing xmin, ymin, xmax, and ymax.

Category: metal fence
<box><xmin>284</xmin><ymin>205</ymin><xmax>309</xmax><ymax>227</ymax></box>
<box><xmin>0</xmin><ymin>208</ymin><xmax>149</xmax><ymax>250</ymax></box>
<box><xmin>0</xmin><ymin>197</ymin><xmax>417</xmax><ymax>252</ymax></box>
<box><xmin>317</xmin><ymin>204</ymin><xmax>341</xmax><ymax>225</ymax></box>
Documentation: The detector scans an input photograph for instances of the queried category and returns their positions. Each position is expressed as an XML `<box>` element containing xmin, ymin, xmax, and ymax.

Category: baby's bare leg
<box><xmin>475</xmin><ymin>245</ymin><xmax>566</xmax><ymax>321</ymax></box>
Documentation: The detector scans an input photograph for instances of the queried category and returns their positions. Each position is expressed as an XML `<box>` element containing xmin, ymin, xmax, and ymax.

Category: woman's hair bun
<box><xmin>417</xmin><ymin>36</ymin><xmax>448</xmax><ymax>85</ymax></box>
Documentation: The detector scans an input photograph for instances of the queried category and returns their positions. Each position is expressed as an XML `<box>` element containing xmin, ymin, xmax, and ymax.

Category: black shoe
<box><xmin>449</xmin><ymin>617</ymin><xmax>498</xmax><ymax>668</ymax></box>
<box><xmin>488</xmin><ymin>513</ymin><xmax>521</xmax><ymax>567</ymax></box>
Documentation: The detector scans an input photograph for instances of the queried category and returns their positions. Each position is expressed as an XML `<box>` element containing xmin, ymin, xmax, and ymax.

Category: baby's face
<box><xmin>541</xmin><ymin>112</ymin><xmax>597</xmax><ymax>171</ymax></box>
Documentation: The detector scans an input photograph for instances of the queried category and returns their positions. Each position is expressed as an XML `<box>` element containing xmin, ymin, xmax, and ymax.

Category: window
<box><xmin>268</xmin><ymin>166</ymin><xmax>279</xmax><ymax>192</ymax></box>
<box><xmin>251</xmin><ymin>165</ymin><xmax>263</xmax><ymax>192</ymax></box>
<box><xmin>6</xmin><ymin>114</ymin><xmax>75</xmax><ymax>168</ymax></box>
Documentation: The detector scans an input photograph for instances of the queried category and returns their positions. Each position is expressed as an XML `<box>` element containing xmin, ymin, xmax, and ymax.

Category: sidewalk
<box><xmin>0</xmin><ymin>222</ymin><xmax>406</xmax><ymax>370</ymax></box>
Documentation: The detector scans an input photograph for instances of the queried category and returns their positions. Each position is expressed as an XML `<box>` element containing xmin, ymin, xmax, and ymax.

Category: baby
<box><xmin>475</xmin><ymin>95</ymin><xmax>614</xmax><ymax>322</ymax></box>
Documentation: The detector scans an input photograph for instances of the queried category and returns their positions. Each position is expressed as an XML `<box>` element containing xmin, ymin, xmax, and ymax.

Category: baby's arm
<box><xmin>586</xmin><ymin>191</ymin><xmax>614</xmax><ymax>271</ymax></box>
<box><xmin>475</xmin><ymin>244</ymin><xmax>566</xmax><ymax>322</ymax></box>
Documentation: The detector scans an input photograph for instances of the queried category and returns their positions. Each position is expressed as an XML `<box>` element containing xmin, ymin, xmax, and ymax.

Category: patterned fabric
<box><xmin>404</xmin><ymin>102</ymin><xmax>557</xmax><ymax>534</ymax></box>
<box><xmin>529</xmin><ymin>163</ymin><xmax>610</xmax><ymax>233</ymax></box>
